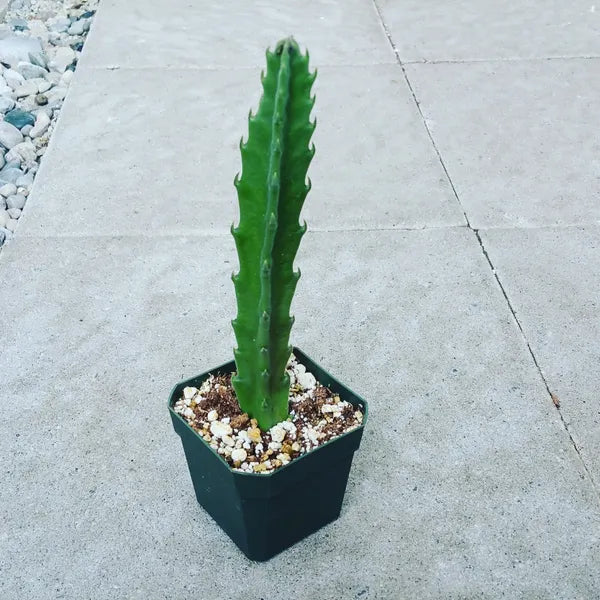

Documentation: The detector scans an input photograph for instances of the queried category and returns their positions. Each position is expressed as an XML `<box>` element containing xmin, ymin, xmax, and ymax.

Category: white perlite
<box><xmin>174</xmin><ymin>355</ymin><xmax>364</xmax><ymax>475</ymax></box>
<box><xmin>231</xmin><ymin>448</ymin><xmax>247</xmax><ymax>463</ymax></box>
<box><xmin>0</xmin><ymin>0</ymin><xmax>99</xmax><ymax>247</ymax></box>
<box><xmin>210</xmin><ymin>420</ymin><xmax>232</xmax><ymax>439</ymax></box>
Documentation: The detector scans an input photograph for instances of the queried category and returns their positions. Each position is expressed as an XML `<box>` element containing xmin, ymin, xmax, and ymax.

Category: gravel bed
<box><xmin>173</xmin><ymin>354</ymin><xmax>365</xmax><ymax>474</ymax></box>
<box><xmin>0</xmin><ymin>0</ymin><xmax>98</xmax><ymax>247</ymax></box>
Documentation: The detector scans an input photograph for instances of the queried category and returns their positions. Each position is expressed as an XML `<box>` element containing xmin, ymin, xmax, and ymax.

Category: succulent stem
<box><xmin>231</xmin><ymin>37</ymin><xmax>316</xmax><ymax>430</ymax></box>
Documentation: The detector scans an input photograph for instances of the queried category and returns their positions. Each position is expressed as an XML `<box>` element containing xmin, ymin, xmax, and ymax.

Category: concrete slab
<box><xmin>1</xmin><ymin>229</ymin><xmax>599</xmax><ymax>599</ymax></box>
<box><xmin>20</xmin><ymin>65</ymin><xmax>463</xmax><ymax>238</ymax></box>
<box><xmin>405</xmin><ymin>59</ymin><xmax>600</xmax><ymax>229</ymax></box>
<box><xmin>82</xmin><ymin>0</ymin><xmax>395</xmax><ymax>69</ymax></box>
<box><xmin>481</xmin><ymin>225</ymin><xmax>600</xmax><ymax>483</ymax></box>
<box><xmin>376</xmin><ymin>0</ymin><xmax>600</xmax><ymax>62</ymax></box>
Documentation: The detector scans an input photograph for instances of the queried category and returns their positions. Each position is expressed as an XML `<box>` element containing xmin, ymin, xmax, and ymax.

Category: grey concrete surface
<box><xmin>81</xmin><ymin>0</ymin><xmax>395</xmax><ymax>69</ymax></box>
<box><xmin>404</xmin><ymin>59</ymin><xmax>600</xmax><ymax>228</ymax></box>
<box><xmin>3</xmin><ymin>0</ymin><xmax>600</xmax><ymax>597</ymax></box>
<box><xmin>376</xmin><ymin>0</ymin><xmax>600</xmax><ymax>62</ymax></box>
<box><xmin>481</xmin><ymin>226</ymin><xmax>600</xmax><ymax>482</ymax></box>
<box><xmin>20</xmin><ymin>64</ymin><xmax>463</xmax><ymax>237</ymax></box>
<box><xmin>1</xmin><ymin>230</ymin><xmax>599</xmax><ymax>600</ymax></box>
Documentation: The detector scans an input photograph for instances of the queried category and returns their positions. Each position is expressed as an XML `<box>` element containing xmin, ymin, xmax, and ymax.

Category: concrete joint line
<box><xmin>371</xmin><ymin>0</ymin><xmax>600</xmax><ymax>503</ymax></box>
<box><xmin>474</xmin><ymin>228</ymin><xmax>600</xmax><ymax>501</ymax></box>
<box><xmin>403</xmin><ymin>55</ymin><xmax>600</xmax><ymax>66</ymax></box>
<box><xmin>370</xmin><ymin>0</ymin><xmax>470</xmax><ymax>228</ymax></box>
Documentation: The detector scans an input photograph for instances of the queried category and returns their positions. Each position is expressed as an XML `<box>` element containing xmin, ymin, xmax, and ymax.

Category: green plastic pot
<box><xmin>168</xmin><ymin>347</ymin><xmax>368</xmax><ymax>561</ymax></box>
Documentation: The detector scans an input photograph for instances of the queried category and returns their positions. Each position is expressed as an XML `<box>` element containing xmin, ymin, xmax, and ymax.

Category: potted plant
<box><xmin>168</xmin><ymin>37</ymin><xmax>368</xmax><ymax>561</ymax></box>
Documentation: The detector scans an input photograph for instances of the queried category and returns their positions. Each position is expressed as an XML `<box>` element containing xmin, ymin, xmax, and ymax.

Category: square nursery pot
<box><xmin>168</xmin><ymin>347</ymin><xmax>368</xmax><ymax>561</ymax></box>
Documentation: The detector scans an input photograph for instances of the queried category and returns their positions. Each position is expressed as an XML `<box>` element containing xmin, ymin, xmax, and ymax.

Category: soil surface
<box><xmin>173</xmin><ymin>355</ymin><xmax>364</xmax><ymax>474</ymax></box>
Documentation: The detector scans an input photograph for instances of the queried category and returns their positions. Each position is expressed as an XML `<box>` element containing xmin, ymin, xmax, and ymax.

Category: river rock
<box><xmin>44</xmin><ymin>71</ymin><xmax>61</xmax><ymax>85</ymax></box>
<box><xmin>0</xmin><ymin>167</ymin><xmax>25</xmax><ymax>183</ymax></box>
<box><xmin>28</xmin><ymin>51</ymin><xmax>48</xmax><ymax>69</ymax></box>
<box><xmin>6</xmin><ymin>141</ymin><xmax>36</xmax><ymax>166</ymax></box>
<box><xmin>14</xmin><ymin>80</ymin><xmax>38</xmax><ymax>98</ymax></box>
<box><xmin>4</xmin><ymin>109</ymin><xmax>35</xmax><ymax>128</ymax></box>
<box><xmin>6</xmin><ymin>193</ymin><xmax>26</xmax><ymax>210</ymax></box>
<box><xmin>0</xmin><ymin>183</ymin><xmax>17</xmax><ymax>197</ymax></box>
<box><xmin>0</xmin><ymin>97</ymin><xmax>16</xmax><ymax>113</ymax></box>
<box><xmin>16</xmin><ymin>172</ymin><xmax>34</xmax><ymax>188</ymax></box>
<box><xmin>3</xmin><ymin>68</ymin><xmax>25</xmax><ymax>90</ymax></box>
<box><xmin>16</xmin><ymin>61</ymin><xmax>47</xmax><ymax>80</ymax></box>
<box><xmin>0</xmin><ymin>121</ymin><xmax>23</xmax><ymax>149</ymax></box>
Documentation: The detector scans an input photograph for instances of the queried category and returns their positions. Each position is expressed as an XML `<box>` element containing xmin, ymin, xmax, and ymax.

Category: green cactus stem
<box><xmin>231</xmin><ymin>37</ymin><xmax>316</xmax><ymax>431</ymax></box>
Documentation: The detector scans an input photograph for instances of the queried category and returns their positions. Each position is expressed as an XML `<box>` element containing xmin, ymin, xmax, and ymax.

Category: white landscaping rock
<box><xmin>16</xmin><ymin>172</ymin><xmax>34</xmax><ymax>188</ymax></box>
<box><xmin>45</xmin><ymin>85</ymin><xmax>66</xmax><ymax>105</ymax></box>
<box><xmin>14</xmin><ymin>80</ymin><xmax>38</xmax><ymax>98</ymax></box>
<box><xmin>0</xmin><ymin>35</ymin><xmax>44</xmax><ymax>69</ymax></box>
<box><xmin>44</xmin><ymin>71</ymin><xmax>61</xmax><ymax>85</ymax></box>
<box><xmin>0</xmin><ymin>97</ymin><xmax>15</xmax><ymax>113</ymax></box>
<box><xmin>68</xmin><ymin>20</ymin><xmax>85</xmax><ymax>36</ymax></box>
<box><xmin>50</xmin><ymin>46</ymin><xmax>75</xmax><ymax>73</ymax></box>
<box><xmin>6</xmin><ymin>142</ymin><xmax>36</xmax><ymax>167</ymax></box>
<box><xmin>47</xmin><ymin>16</ymin><xmax>70</xmax><ymax>33</ymax></box>
<box><xmin>0</xmin><ymin>122</ymin><xmax>23</xmax><ymax>150</ymax></box>
<box><xmin>0</xmin><ymin>183</ymin><xmax>17</xmax><ymax>197</ymax></box>
<box><xmin>30</xmin><ymin>111</ymin><xmax>50</xmax><ymax>138</ymax></box>
<box><xmin>6</xmin><ymin>194</ymin><xmax>26</xmax><ymax>210</ymax></box>
<box><xmin>27</xmin><ymin>20</ymin><xmax>49</xmax><ymax>43</ymax></box>
<box><xmin>0</xmin><ymin>0</ymin><xmax>98</xmax><ymax>248</ymax></box>
<box><xmin>3</xmin><ymin>68</ymin><xmax>25</xmax><ymax>90</ymax></box>
<box><xmin>60</xmin><ymin>69</ymin><xmax>73</xmax><ymax>86</ymax></box>
<box><xmin>16</xmin><ymin>61</ymin><xmax>48</xmax><ymax>80</ymax></box>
